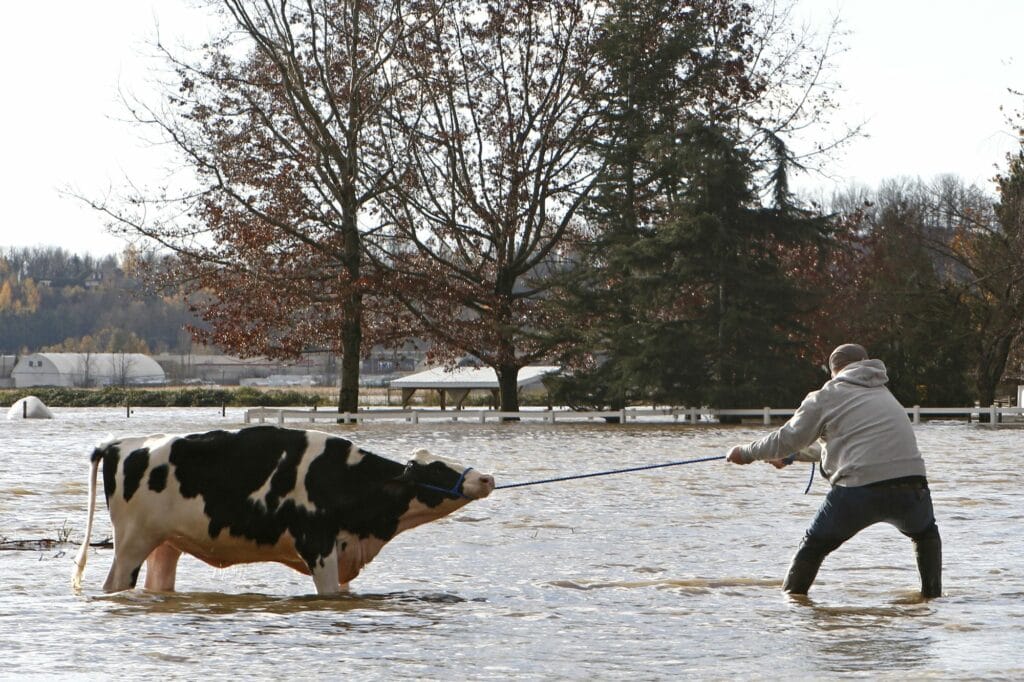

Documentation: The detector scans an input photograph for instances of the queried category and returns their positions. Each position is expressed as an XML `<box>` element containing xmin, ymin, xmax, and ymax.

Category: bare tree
<box><xmin>927</xmin><ymin>165</ymin><xmax>1024</xmax><ymax>404</ymax></box>
<box><xmin>113</xmin><ymin>352</ymin><xmax>136</xmax><ymax>387</ymax></box>
<box><xmin>693</xmin><ymin>0</ymin><xmax>862</xmax><ymax>206</ymax></box>
<box><xmin>86</xmin><ymin>0</ymin><xmax>431</xmax><ymax>412</ymax></box>
<box><xmin>76</xmin><ymin>351</ymin><xmax>95</xmax><ymax>388</ymax></box>
<box><xmin>377</xmin><ymin>0</ymin><xmax>603</xmax><ymax>410</ymax></box>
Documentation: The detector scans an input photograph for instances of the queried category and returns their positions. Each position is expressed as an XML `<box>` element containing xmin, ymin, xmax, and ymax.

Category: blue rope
<box><xmin>781</xmin><ymin>454</ymin><xmax>816</xmax><ymax>494</ymax></box>
<box><xmin>494</xmin><ymin>455</ymin><xmax>726</xmax><ymax>490</ymax></box>
<box><xmin>495</xmin><ymin>454</ymin><xmax>816</xmax><ymax>493</ymax></box>
<box><xmin>803</xmin><ymin>461</ymin><xmax>815</xmax><ymax>494</ymax></box>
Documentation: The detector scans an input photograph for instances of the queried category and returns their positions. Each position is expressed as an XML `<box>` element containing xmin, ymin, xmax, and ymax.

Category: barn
<box><xmin>12</xmin><ymin>353</ymin><xmax>166</xmax><ymax>388</ymax></box>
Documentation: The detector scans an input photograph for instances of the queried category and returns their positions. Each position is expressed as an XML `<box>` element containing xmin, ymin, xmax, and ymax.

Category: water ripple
<box><xmin>0</xmin><ymin>409</ymin><xmax>1019</xmax><ymax>678</ymax></box>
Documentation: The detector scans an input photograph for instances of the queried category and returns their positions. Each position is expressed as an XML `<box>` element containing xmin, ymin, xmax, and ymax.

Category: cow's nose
<box><xmin>478</xmin><ymin>474</ymin><xmax>495</xmax><ymax>489</ymax></box>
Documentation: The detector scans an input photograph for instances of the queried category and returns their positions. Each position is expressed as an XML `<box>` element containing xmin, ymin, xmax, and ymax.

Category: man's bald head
<box><xmin>829</xmin><ymin>343</ymin><xmax>868</xmax><ymax>375</ymax></box>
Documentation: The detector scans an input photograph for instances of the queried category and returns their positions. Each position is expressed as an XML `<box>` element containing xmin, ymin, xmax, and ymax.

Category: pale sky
<box><xmin>1</xmin><ymin>0</ymin><xmax>1021</xmax><ymax>258</ymax></box>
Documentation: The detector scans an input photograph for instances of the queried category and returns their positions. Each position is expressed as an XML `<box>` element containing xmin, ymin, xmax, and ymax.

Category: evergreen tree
<box><xmin>547</xmin><ymin>0</ymin><xmax>829</xmax><ymax>409</ymax></box>
<box><xmin>545</xmin><ymin>0</ymin><xmax>708</xmax><ymax>409</ymax></box>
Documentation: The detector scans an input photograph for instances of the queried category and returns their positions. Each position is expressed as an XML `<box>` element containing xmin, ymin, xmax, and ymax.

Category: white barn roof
<box><xmin>389</xmin><ymin>365</ymin><xmax>560</xmax><ymax>409</ymax></box>
<box><xmin>389</xmin><ymin>365</ymin><xmax>560</xmax><ymax>390</ymax></box>
<box><xmin>13</xmin><ymin>353</ymin><xmax>167</xmax><ymax>387</ymax></box>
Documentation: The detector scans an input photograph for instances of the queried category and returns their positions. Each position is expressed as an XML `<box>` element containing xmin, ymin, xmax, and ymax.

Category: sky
<box><xmin>1</xmin><ymin>0</ymin><xmax>1022</xmax><ymax>258</ymax></box>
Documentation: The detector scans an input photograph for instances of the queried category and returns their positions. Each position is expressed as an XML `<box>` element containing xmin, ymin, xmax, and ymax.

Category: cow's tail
<box><xmin>71</xmin><ymin>449</ymin><xmax>103</xmax><ymax>592</ymax></box>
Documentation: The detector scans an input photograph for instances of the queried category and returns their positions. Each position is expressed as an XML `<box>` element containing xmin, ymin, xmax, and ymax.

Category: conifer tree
<box><xmin>547</xmin><ymin>0</ymin><xmax>834</xmax><ymax>409</ymax></box>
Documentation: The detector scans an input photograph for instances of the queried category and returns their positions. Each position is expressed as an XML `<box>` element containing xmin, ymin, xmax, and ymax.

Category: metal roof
<box><xmin>13</xmin><ymin>353</ymin><xmax>166</xmax><ymax>381</ymax></box>
<box><xmin>389</xmin><ymin>365</ymin><xmax>560</xmax><ymax>390</ymax></box>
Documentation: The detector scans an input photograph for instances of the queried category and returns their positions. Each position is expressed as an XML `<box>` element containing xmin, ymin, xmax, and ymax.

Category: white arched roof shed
<box><xmin>12</xmin><ymin>353</ymin><xmax>166</xmax><ymax>388</ymax></box>
<box><xmin>389</xmin><ymin>365</ymin><xmax>560</xmax><ymax>409</ymax></box>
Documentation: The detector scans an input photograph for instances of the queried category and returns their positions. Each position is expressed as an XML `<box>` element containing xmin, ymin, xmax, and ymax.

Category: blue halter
<box><xmin>416</xmin><ymin>467</ymin><xmax>474</xmax><ymax>499</ymax></box>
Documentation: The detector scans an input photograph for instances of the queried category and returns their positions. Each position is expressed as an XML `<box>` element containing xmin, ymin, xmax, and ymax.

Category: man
<box><xmin>726</xmin><ymin>343</ymin><xmax>942</xmax><ymax>599</ymax></box>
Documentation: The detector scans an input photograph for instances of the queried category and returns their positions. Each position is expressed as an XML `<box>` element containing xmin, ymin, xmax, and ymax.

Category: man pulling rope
<box><xmin>726</xmin><ymin>343</ymin><xmax>942</xmax><ymax>600</ymax></box>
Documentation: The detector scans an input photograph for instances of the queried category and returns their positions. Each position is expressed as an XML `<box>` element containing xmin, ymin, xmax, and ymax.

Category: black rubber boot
<box><xmin>914</xmin><ymin>529</ymin><xmax>942</xmax><ymax>599</ymax></box>
<box><xmin>783</xmin><ymin>557</ymin><xmax>823</xmax><ymax>595</ymax></box>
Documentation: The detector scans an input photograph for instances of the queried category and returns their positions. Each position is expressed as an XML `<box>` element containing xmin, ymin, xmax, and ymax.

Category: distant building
<box><xmin>0</xmin><ymin>354</ymin><xmax>16</xmax><ymax>389</ymax></box>
<box><xmin>153</xmin><ymin>353</ymin><xmax>328</xmax><ymax>386</ymax></box>
<box><xmin>12</xmin><ymin>353</ymin><xmax>167</xmax><ymax>388</ymax></box>
<box><xmin>153</xmin><ymin>346</ymin><xmax>427</xmax><ymax>386</ymax></box>
<box><xmin>240</xmin><ymin>374</ymin><xmax>318</xmax><ymax>387</ymax></box>
<box><xmin>389</xmin><ymin>365</ymin><xmax>560</xmax><ymax>408</ymax></box>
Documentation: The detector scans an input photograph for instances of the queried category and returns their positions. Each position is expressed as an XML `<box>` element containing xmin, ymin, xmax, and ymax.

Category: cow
<box><xmin>71</xmin><ymin>425</ymin><xmax>495</xmax><ymax>595</ymax></box>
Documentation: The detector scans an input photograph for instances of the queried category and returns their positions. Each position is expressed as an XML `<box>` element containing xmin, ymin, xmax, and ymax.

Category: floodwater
<box><xmin>1</xmin><ymin>408</ymin><xmax>1021</xmax><ymax>680</ymax></box>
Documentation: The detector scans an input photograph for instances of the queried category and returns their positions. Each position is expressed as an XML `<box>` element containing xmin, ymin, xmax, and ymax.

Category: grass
<box><xmin>0</xmin><ymin>386</ymin><xmax>328</xmax><ymax>408</ymax></box>
<box><xmin>0</xmin><ymin>385</ymin><xmax>552</xmax><ymax>409</ymax></box>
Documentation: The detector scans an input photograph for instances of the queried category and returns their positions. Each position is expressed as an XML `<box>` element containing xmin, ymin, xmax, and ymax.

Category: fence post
<box><xmin>763</xmin><ymin>407</ymin><xmax>771</xmax><ymax>426</ymax></box>
<box><xmin>989</xmin><ymin>404</ymin><xmax>998</xmax><ymax>427</ymax></box>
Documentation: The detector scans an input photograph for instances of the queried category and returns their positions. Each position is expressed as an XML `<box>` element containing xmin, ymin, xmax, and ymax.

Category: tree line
<box><xmin>0</xmin><ymin>247</ymin><xmax>196</xmax><ymax>355</ymax></box>
<box><xmin>75</xmin><ymin>0</ymin><xmax>1023</xmax><ymax>411</ymax></box>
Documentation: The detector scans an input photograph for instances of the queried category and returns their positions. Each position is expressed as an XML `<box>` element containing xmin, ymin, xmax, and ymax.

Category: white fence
<box><xmin>244</xmin><ymin>405</ymin><xmax>1024</xmax><ymax>427</ymax></box>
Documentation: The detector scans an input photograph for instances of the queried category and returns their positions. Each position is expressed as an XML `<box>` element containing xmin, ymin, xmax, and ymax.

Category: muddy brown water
<box><xmin>1</xmin><ymin>408</ymin><xmax>1021</xmax><ymax>679</ymax></box>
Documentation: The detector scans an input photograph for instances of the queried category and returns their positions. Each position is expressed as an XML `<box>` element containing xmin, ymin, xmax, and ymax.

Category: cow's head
<box><xmin>398</xmin><ymin>449</ymin><xmax>495</xmax><ymax>502</ymax></box>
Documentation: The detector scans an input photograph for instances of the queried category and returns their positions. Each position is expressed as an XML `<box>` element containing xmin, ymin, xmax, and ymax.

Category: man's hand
<box><xmin>726</xmin><ymin>446</ymin><xmax>749</xmax><ymax>464</ymax></box>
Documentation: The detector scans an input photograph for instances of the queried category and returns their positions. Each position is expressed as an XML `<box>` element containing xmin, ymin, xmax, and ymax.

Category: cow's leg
<box><xmin>103</xmin><ymin>534</ymin><xmax>160</xmax><ymax>593</ymax></box>
<box><xmin>144</xmin><ymin>543</ymin><xmax>183</xmax><ymax>592</ymax></box>
<box><xmin>309</xmin><ymin>549</ymin><xmax>341</xmax><ymax>596</ymax></box>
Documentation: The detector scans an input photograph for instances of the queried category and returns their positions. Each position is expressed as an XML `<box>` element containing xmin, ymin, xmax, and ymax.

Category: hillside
<box><xmin>0</xmin><ymin>247</ymin><xmax>198</xmax><ymax>354</ymax></box>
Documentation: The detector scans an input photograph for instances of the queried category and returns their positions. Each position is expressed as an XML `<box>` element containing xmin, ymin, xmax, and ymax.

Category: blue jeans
<box><xmin>784</xmin><ymin>477</ymin><xmax>942</xmax><ymax>597</ymax></box>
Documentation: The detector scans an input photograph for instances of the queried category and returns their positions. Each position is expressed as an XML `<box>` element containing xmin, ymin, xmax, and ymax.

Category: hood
<box><xmin>833</xmin><ymin>358</ymin><xmax>888</xmax><ymax>388</ymax></box>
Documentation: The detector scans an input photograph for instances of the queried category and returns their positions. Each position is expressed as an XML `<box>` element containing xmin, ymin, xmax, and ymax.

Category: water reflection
<box><xmin>794</xmin><ymin>599</ymin><xmax>938</xmax><ymax>673</ymax></box>
<box><xmin>547</xmin><ymin>577</ymin><xmax>781</xmax><ymax>591</ymax></box>
<box><xmin>95</xmin><ymin>588</ymin><xmax>475</xmax><ymax>617</ymax></box>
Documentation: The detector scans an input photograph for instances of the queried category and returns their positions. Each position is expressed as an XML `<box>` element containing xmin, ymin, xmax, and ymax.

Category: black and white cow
<box><xmin>71</xmin><ymin>425</ymin><xmax>495</xmax><ymax>594</ymax></box>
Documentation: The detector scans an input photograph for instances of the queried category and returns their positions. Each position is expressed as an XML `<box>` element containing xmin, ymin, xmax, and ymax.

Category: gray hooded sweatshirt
<box><xmin>738</xmin><ymin>359</ymin><xmax>927</xmax><ymax>487</ymax></box>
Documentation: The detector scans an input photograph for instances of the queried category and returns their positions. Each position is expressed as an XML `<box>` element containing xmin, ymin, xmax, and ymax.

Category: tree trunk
<box><xmin>337</xmin><ymin>304</ymin><xmax>362</xmax><ymax>415</ymax></box>
<box><xmin>336</xmin><ymin>111</ymin><xmax>363</xmax><ymax>417</ymax></box>
<box><xmin>496</xmin><ymin>363</ymin><xmax>521</xmax><ymax>414</ymax></box>
<box><xmin>975</xmin><ymin>332</ymin><xmax>1014</xmax><ymax>408</ymax></box>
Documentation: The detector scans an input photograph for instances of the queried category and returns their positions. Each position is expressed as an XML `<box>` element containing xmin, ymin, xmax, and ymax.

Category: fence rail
<box><xmin>243</xmin><ymin>405</ymin><xmax>1024</xmax><ymax>427</ymax></box>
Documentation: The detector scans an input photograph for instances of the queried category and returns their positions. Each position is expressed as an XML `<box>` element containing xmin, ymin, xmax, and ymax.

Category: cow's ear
<box><xmin>383</xmin><ymin>464</ymin><xmax>416</xmax><ymax>498</ymax></box>
<box><xmin>394</xmin><ymin>460</ymin><xmax>418</xmax><ymax>483</ymax></box>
